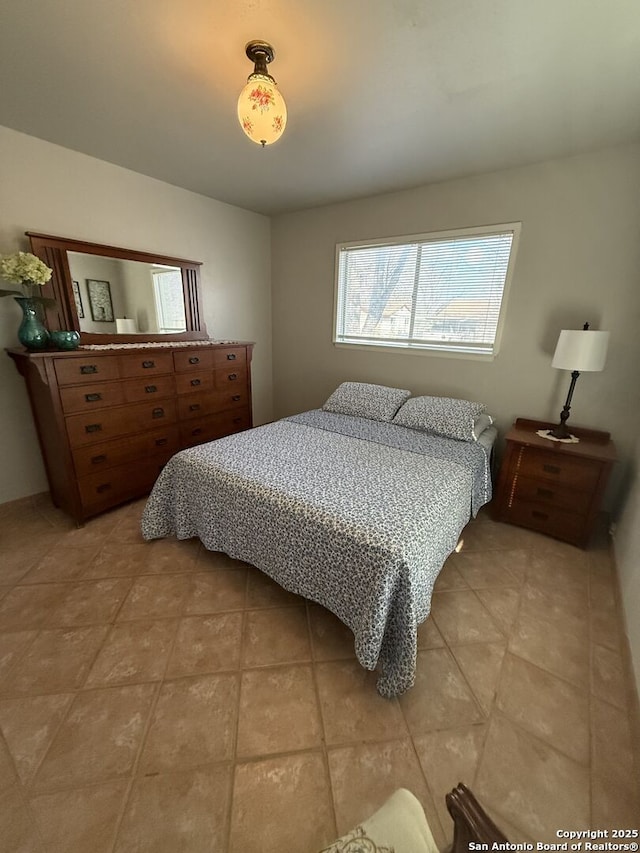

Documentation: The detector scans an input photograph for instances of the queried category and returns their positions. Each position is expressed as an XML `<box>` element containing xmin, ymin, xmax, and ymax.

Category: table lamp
<box><xmin>549</xmin><ymin>322</ymin><xmax>609</xmax><ymax>439</ymax></box>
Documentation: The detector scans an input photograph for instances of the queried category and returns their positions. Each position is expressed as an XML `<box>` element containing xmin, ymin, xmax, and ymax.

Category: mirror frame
<box><xmin>27</xmin><ymin>232</ymin><xmax>207</xmax><ymax>344</ymax></box>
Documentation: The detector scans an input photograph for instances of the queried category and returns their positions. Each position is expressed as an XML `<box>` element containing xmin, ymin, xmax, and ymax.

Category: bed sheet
<box><xmin>142</xmin><ymin>410</ymin><xmax>493</xmax><ymax>695</ymax></box>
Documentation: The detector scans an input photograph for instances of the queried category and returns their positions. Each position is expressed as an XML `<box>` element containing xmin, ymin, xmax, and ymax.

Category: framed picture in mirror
<box><xmin>87</xmin><ymin>279</ymin><xmax>114</xmax><ymax>323</ymax></box>
<box><xmin>72</xmin><ymin>280</ymin><xmax>84</xmax><ymax>319</ymax></box>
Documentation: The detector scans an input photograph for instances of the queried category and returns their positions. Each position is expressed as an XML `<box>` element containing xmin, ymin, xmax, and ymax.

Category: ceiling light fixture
<box><xmin>237</xmin><ymin>40</ymin><xmax>287</xmax><ymax>147</ymax></box>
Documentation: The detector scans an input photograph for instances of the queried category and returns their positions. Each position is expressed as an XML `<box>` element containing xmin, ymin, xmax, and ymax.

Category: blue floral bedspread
<box><xmin>141</xmin><ymin>410</ymin><xmax>492</xmax><ymax>696</ymax></box>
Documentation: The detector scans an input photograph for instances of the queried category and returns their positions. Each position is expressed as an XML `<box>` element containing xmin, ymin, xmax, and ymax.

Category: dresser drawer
<box><xmin>122</xmin><ymin>375</ymin><xmax>176</xmax><ymax>404</ymax></box>
<box><xmin>214</xmin><ymin>366</ymin><xmax>247</xmax><ymax>390</ymax></box>
<box><xmin>119</xmin><ymin>353</ymin><xmax>174</xmax><ymax>378</ymax></box>
<box><xmin>214</xmin><ymin>388</ymin><xmax>249</xmax><ymax>410</ymax></box>
<box><xmin>213</xmin><ymin>347</ymin><xmax>246</xmax><ymax>367</ymax></box>
<box><xmin>179</xmin><ymin>407</ymin><xmax>251</xmax><ymax>447</ymax></box>
<box><xmin>55</xmin><ymin>356</ymin><xmax>120</xmax><ymax>386</ymax></box>
<box><xmin>60</xmin><ymin>383</ymin><xmax>125</xmax><ymax>414</ymax></box>
<box><xmin>178</xmin><ymin>392</ymin><xmax>221</xmax><ymax>422</ymax></box>
<box><xmin>175</xmin><ymin>371</ymin><xmax>215</xmax><ymax>396</ymax></box>
<box><xmin>503</xmin><ymin>500</ymin><xmax>586</xmax><ymax>545</ymax></box>
<box><xmin>173</xmin><ymin>350</ymin><xmax>215</xmax><ymax>372</ymax></box>
<box><xmin>511</xmin><ymin>475</ymin><xmax>593</xmax><ymax>514</ymax></box>
<box><xmin>516</xmin><ymin>447</ymin><xmax>601</xmax><ymax>492</ymax></box>
<box><xmin>72</xmin><ymin>425</ymin><xmax>180</xmax><ymax>478</ymax></box>
<box><xmin>78</xmin><ymin>455</ymin><xmax>173</xmax><ymax>515</ymax></box>
<box><xmin>66</xmin><ymin>399</ymin><xmax>178</xmax><ymax>448</ymax></box>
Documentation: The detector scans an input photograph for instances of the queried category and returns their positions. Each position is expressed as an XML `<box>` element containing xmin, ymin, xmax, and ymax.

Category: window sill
<box><xmin>333</xmin><ymin>341</ymin><xmax>497</xmax><ymax>362</ymax></box>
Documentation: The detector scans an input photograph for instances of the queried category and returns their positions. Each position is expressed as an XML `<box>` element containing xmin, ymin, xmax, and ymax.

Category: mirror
<box><xmin>68</xmin><ymin>253</ymin><xmax>187</xmax><ymax>336</ymax></box>
<box><xmin>27</xmin><ymin>232</ymin><xmax>207</xmax><ymax>344</ymax></box>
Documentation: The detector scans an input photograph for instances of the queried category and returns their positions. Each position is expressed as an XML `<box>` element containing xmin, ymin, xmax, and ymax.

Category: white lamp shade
<box><xmin>116</xmin><ymin>318</ymin><xmax>137</xmax><ymax>334</ymax></box>
<box><xmin>237</xmin><ymin>74</ymin><xmax>287</xmax><ymax>146</ymax></box>
<box><xmin>552</xmin><ymin>329</ymin><xmax>609</xmax><ymax>372</ymax></box>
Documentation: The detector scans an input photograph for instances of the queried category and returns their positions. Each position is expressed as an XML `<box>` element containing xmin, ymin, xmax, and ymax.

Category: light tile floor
<box><xmin>0</xmin><ymin>494</ymin><xmax>638</xmax><ymax>852</ymax></box>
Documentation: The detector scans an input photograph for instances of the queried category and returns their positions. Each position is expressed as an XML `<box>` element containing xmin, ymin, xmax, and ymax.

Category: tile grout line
<box><xmin>306</xmin><ymin>602</ymin><xmax>339</xmax><ymax>841</ymax></box>
<box><xmin>222</xmin><ymin>565</ymin><xmax>252</xmax><ymax>853</ymax></box>
<box><xmin>107</xmin><ymin>542</ymin><xmax>193</xmax><ymax>853</ymax></box>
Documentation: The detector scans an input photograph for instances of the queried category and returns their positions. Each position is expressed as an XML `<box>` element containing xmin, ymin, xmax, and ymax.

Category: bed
<box><xmin>141</xmin><ymin>385</ymin><xmax>496</xmax><ymax>697</ymax></box>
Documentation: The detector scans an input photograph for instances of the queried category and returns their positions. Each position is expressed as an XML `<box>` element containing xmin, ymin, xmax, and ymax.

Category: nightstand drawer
<box><xmin>505</xmin><ymin>500</ymin><xmax>586</xmax><ymax>545</ymax></box>
<box><xmin>512</xmin><ymin>475</ymin><xmax>592</xmax><ymax>514</ymax></box>
<box><xmin>517</xmin><ymin>447</ymin><xmax>601</xmax><ymax>491</ymax></box>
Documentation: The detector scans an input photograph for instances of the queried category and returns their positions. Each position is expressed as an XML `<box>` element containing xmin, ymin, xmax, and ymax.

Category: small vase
<box><xmin>15</xmin><ymin>297</ymin><xmax>50</xmax><ymax>350</ymax></box>
<box><xmin>50</xmin><ymin>330</ymin><xmax>81</xmax><ymax>351</ymax></box>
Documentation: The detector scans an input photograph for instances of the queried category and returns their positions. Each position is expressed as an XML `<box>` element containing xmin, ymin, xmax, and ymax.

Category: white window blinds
<box><xmin>334</xmin><ymin>224</ymin><xmax>520</xmax><ymax>356</ymax></box>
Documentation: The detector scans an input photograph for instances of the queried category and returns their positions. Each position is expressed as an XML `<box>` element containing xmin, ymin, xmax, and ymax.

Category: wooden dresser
<box><xmin>492</xmin><ymin>418</ymin><xmax>616</xmax><ymax>548</ymax></box>
<box><xmin>8</xmin><ymin>341</ymin><xmax>254</xmax><ymax>524</ymax></box>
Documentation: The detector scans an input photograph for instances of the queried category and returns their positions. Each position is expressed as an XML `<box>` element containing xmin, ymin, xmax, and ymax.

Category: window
<box><xmin>152</xmin><ymin>268</ymin><xmax>187</xmax><ymax>333</ymax></box>
<box><xmin>333</xmin><ymin>222</ymin><xmax>520</xmax><ymax>357</ymax></box>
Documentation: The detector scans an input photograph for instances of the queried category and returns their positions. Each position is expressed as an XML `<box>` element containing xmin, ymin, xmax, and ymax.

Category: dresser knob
<box><xmin>189</xmin><ymin>404</ymin><xmax>200</xmax><ymax>412</ymax></box>
<box><xmin>232</xmin><ymin>395</ymin><xmax>241</xmax><ymax>402</ymax></box>
<box><xmin>85</xmin><ymin>393</ymin><xmax>102</xmax><ymax>402</ymax></box>
<box><xmin>80</xmin><ymin>364</ymin><xmax>98</xmax><ymax>375</ymax></box>
<box><xmin>96</xmin><ymin>483</ymin><xmax>112</xmax><ymax>493</ymax></box>
<box><xmin>155</xmin><ymin>438</ymin><xmax>168</xmax><ymax>446</ymax></box>
<box><xmin>536</xmin><ymin>487</ymin><xmax>554</xmax><ymax>499</ymax></box>
<box><xmin>142</xmin><ymin>360</ymin><xmax>155</xmax><ymax>369</ymax></box>
<box><xmin>145</xmin><ymin>385</ymin><xmax>157</xmax><ymax>393</ymax></box>
<box><xmin>542</xmin><ymin>463</ymin><xmax>561</xmax><ymax>475</ymax></box>
<box><xmin>91</xmin><ymin>454</ymin><xmax>107</xmax><ymax>464</ymax></box>
<box><xmin>190</xmin><ymin>378</ymin><xmax>201</xmax><ymax>386</ymax></box>
<box><xmin>85</xmin><ymin>423</ymin><xmax>102</xmax><ymax>433</ymax></box>
<box><xmin>226</xmin><ymin>353</ymin><xmax>237</xmax><ymax>360</ymax></box>
<box><xmin>152</xmin><ymin>408</ymin><xmax>165</xmax><ymax>418</ymax></box>
<box><xmin>189</xmin><ymin>356</ymin><xmax>200</xmax><ymax>364</ymax></box>
<box><xmin>228</xmin><ymin>373</ymin><xmax>238</xmax><ymax>381</ymax></box>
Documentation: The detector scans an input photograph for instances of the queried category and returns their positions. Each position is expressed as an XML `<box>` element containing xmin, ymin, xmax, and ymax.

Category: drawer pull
<box><xmin>189</xmin><ymin>356</ymin><xmax>200</xmax><ymax>364</ymax></box>
<box><xmin>190</xmin><ymin>378</ymin><xmax>201</xmax><ymax>386</ymax></box>
<box><xmin>152</xmin><ymin>408</ymin><xmax>165</xmax><ymax>419</ymax></box>
<box><xmin>192</xmin><ymin>428</ymin><xmax>203</xmax><ymax>436</ymax></box>
<box><xmin>226</xmin><ymin>353</ymin><xmax>237</xmax><ymax>361</ymax></box>
<box><xmin>85</xmin><ymin>393</ymin><xmax>102</xmax><ymax>402</ymax></box>
<box><xmin>142</xmin><ymin>360</ymin><xmax>155</xmax><ymax>369</ymax></box>
<box><xmin>80</xmin><ymin>364</ymin><xmax>98</xmax><ymax>375</ymax></box>
<box><xmin>155</xmin><ymin>438</ymin><xmax>168</xmax><ymax>447</ymax></box>
<box><xmin>536</xmin><ymin>487</ymin><xmax>554</xmax><ymax>499</ymax></box>
<box><xmin>145</xmin><ymin>385</ymin><xmax>157</xmax><ymax>393</ymax></box>
<box><xmin>542</xmin><ymin>463</ymin><xmax>561</xmax><ymax>474</ymax></box>
<box><xmin>96</xmin><ymin>483</ymin><xmax>112</xmax><ymax>493</ymax></box>
<box><xmin>228</xmin><ymin>373</ymin><xmax>238</xmax><ymax>381</ymax></box>
<box><xmin>233</xmin><ymin>417</ymin><xmax>242</xmax><ymax>424</ymax></box>
<box><xmin>91</xmin><ymin>454</ymin><xmax>107</xmax><ymax>464</ymax></box>
<box><xmin>189</xmin><ymin>404</ymin><xmax>201</xmax><ymax>411</ymax></box>
<box><xmin>532</xmin><ymin>510</ymin><xmax>548</xmax><ymax>520</ymax></box>
<box><xmin>232</xmin><ymin>394</ymin><xmax>241</xmax><ymax>402</ymax></box>
<box><xmin>85</xmin><ymin>423</ymin><xmax>102</xmax><ymax>434</ymax></box>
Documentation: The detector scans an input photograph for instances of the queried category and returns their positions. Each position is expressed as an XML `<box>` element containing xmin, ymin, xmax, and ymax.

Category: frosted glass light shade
<box><xmin>552</xmin><ymin>329</ymin><xmax>609</xmax><ymax>372</ymax></box>
<box><xmin>237</xmin><ymin>74</ymin><xmax>287</xmax><ymax>146</ymax></box>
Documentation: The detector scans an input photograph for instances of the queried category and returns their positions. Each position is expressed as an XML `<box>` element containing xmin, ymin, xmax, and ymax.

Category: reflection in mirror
<box><xmin>67</xmin><ymin>252</ymin><xmax>187</xmax><ymax>335</ymax></box>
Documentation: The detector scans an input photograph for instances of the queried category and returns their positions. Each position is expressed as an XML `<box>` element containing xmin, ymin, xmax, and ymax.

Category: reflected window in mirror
<box><xmin>67</xmin><ymin>253</ymin><xmax>187</xmax><ymax>336</ymax></box>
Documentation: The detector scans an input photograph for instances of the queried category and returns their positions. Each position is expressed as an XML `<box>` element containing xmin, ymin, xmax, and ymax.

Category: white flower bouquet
<box><xmin>0</xmin><ymin>251</ymin><xmax>54</xmax><ymax>302</ymax></box>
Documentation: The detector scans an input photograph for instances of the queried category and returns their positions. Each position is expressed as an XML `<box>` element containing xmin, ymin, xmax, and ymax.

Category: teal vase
<box><xmin>15</xmin><ymin>297</ymin><xmax>50</xmax><ymax>350</ymax></box>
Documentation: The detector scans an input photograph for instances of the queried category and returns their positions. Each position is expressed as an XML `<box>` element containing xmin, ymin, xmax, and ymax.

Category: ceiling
<box><xmin>1</xmin><ymin>0</ymin><xmax>639</xmax><ymax>215</ymax></box>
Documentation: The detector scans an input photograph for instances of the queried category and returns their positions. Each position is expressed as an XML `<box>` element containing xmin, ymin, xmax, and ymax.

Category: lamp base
<box><xmin>548</xmin><ymin>423</ymin><xmax>571</xmax><ymax>440</ymax></box>
<box><xmin>536</xmin><ymin>429</ymin><xmax>580</xmax><ymax>444</ymax></box>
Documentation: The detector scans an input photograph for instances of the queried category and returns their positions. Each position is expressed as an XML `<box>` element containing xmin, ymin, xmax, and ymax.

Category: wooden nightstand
<box><xmin>492</xmin><ymin>418</ymin><xmax>616</xmax><ymax>548</ymax></box>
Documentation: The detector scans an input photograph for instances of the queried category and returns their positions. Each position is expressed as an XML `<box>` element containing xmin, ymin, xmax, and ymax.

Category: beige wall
<box><xmin>271</xmin><ymin>143</ymin><xmax>640</xmax><ymax>513</ymax></box>
<box><xmin>0</xmin><ymin>125</ymin><xmax>272</xmax><ymax>505</ymax></box>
